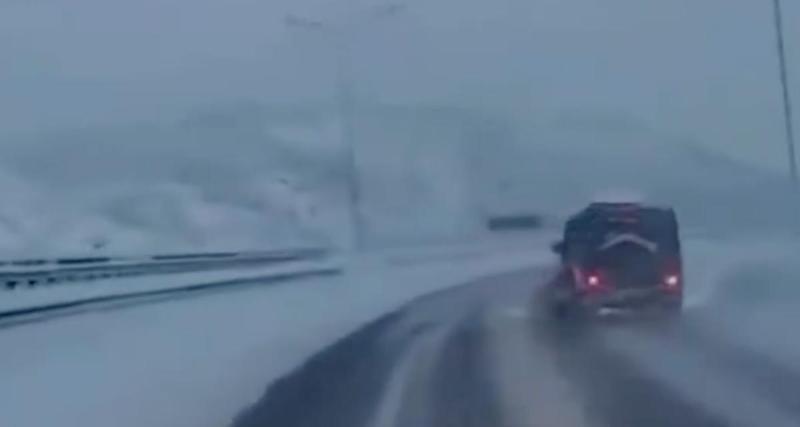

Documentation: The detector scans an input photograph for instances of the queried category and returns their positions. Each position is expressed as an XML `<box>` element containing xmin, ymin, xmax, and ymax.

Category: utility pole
<box><xmin>334</xmin><ymin>40</ymin><xmax>365</xmax><ymax>250</ymax></box>
<box><xmin>772</xmin><ymin>0</ymin><xmax>798</xmax><ymax>188</ymax></box>
<box><xmin>285</xmin><ymin>5</ymin><xmax>405</xmax><ymax>249</ymax></box>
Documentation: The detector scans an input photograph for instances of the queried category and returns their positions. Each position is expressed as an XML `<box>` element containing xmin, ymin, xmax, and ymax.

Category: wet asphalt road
<box><xmin>232</xmin><ymin>268</ymin><xmax>800</xmax><ymax>427</ymax></box>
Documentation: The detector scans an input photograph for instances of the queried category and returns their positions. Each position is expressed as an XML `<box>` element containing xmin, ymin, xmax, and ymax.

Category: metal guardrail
<box><xmin>0</xmin><ymin>248</ymin><xmax>328</xmax><ymax>289</ymax></box>
<box><xmin>0</xmin><ymin>266</ymin><xmax>341</xmax><ymax>329</ymax></box>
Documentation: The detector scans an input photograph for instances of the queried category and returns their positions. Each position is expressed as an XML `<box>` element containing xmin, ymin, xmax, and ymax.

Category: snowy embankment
<box><xmin>0</xmin><ymin>106</ymin><xmax>492</xmax><ymax>258</ymax></box>
<box><xmin>0</xmin><ymin>237</ymin><xmax>547</xmax><ymax>427</ymax></box>
<box><xmin>4</xmin><ymin>103</ymin><xmax>787</xmax><ymax>259</ymax></box>
<box><xmin>681</xmin><ymin>234</ymin><xmax>800</xmax><ymax>378</ymax></box>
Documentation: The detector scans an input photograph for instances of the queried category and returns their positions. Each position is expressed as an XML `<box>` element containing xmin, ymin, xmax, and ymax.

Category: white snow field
<box><xmin>0</xmin><ymin>239</ymin><xmax>547</xmax><ymax>427</ymax></box>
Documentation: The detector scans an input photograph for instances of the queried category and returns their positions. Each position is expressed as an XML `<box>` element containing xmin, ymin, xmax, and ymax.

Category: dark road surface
<box><xmin>233</xmin><ymin>268</ymin><xmax>800</xmax><ymax>427</ymax></box>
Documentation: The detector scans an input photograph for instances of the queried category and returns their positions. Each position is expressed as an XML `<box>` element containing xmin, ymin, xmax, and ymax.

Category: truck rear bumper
<box><xmin>578</xmin><ymin>288</ymin><xmax>682</xmax><ymax>311</ymax></box>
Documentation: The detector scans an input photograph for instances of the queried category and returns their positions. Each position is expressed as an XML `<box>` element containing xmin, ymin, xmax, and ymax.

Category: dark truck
<box><xmin>547</xmin><ymin>202</ymin><xmax>683</xmax><ymax>318</ymax></box>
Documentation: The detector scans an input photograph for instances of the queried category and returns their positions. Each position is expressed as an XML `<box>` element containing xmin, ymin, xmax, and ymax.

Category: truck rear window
<box><xmin>565</xmin><ymin>208</ymin><xmax>680</xmax><ymax>254</ymax></box>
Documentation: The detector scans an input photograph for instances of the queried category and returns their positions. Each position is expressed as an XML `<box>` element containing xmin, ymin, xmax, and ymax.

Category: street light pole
<box><xmin>285</xmin><ymin>4</ymin><xmax>405</xmax><ymax>250</ymax></box>
<box><xmin>333</xmin><ymin>39</ymin><xmax>366</xmax><ymax>250</ymax></box>
<box><xmin>772</xmin><ymin>0</ymin><xmax>798</xmax><ymax>188</ymax></box>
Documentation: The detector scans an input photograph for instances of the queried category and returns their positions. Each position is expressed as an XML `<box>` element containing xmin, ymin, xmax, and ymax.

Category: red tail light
<box><xmin>576</xmin><ymin>269</ymin><xmax>609</xmax><ymax>293</ymax></box>
<box><xmin>570</xmin><ymin>267</ymin><xmax>611</xmax><ymax>293</ymax></box>
<box><xmin>662</xmin><ymin>256</ymin><xmax>682</xmax><ymax>293</ymax></box>
<box><xmin>662</xmin><ymin>274</ymin><xmax>681</xmax><ymax>292</ymax></box>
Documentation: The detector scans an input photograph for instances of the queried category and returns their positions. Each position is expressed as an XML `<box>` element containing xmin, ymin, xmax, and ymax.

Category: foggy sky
<box><xmin>1</xmin><ymin>0</ymin><xmax>798</xmax><ymax>170</ymax></box>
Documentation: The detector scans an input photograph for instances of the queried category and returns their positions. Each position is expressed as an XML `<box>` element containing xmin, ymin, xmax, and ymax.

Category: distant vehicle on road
<box><xmin>546</xmin><ymin>202</ymin><xmax>683</xmax><ymax>318</ymax></box>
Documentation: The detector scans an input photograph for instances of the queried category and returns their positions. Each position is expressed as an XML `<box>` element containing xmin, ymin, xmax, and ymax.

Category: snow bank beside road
<box><xmin>682</xmin><ymin>235</ymin><xmax>800</xmax><ymax>308</ymax></box>
<box><xmin>0</xmin><ymin>169</ymin><xmax>328</xmax><ymax>258</ymax></box>
<box><xmin>0</xmin><ymin>242</ymin><xmax>545</xmax><ymax>427</ymax></box>
<box><xmin>682</xmin><ymin>235</ymin><xmax>800</xmax><ymax>381</ymax></box>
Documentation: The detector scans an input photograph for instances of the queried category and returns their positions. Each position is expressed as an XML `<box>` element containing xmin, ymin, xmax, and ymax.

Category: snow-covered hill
<box><xmin>0</xmin><ymin>104</ymin><xmax>789</xmax><ymax>257</ymax></box>
<box><xmin>474</xmin><ymin>111</ymin><xmax>794</xmax><ymax>233</ymax></box>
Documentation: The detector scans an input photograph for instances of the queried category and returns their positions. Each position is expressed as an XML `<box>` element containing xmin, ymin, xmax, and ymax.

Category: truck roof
<box><xmin>569</xmin><ymin>202</ymin><xmax>675</xmax><ymax>224</ymax></box>
<box><xmin>564</xmin><ymin>202</ymin><xmax>680</xmax><ymax>251</ymax></box>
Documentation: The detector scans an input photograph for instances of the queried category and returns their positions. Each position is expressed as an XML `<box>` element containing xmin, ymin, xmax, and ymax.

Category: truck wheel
<box><xmin>552</xmin><ymin>301</ymin><xmax>570</xmax><ymax>319</ymax></box>
<box><xmin>552</xmin><ymin>300</ymin><xmax>585</xmax><ymax>321</ymax></box>
<box><xmin>662</xmin><ymin>300</ymin><xmax>683</xmax><ymax>318</ymax></box>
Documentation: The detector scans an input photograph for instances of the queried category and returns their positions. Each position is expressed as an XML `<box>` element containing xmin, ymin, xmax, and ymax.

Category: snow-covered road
<box><xmin>5</xmin><ymin>234</ymin><xmax>798</xmax><ymax>427</ymax></box>
<box><xmin>233</xmin><ymin>243</ymin><xmax>800</xmax><ymax>427</ymax></box>
<box><xmin>0</xmin><ymin>240</ymin><xmax>545</xmax><ymax>427</ymax></box>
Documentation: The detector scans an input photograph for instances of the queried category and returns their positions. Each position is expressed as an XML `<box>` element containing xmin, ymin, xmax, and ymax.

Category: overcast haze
<box><xmin>1</xmin><ymin>0</ymin><xmax>799</xmax><ymax>170</ymax></box>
